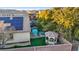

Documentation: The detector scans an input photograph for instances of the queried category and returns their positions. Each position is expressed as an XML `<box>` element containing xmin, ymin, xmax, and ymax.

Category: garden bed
<box><xmin>71</xmin><ymin>40</ymin><xmax>79</xmax><ymax>51</ymax></box>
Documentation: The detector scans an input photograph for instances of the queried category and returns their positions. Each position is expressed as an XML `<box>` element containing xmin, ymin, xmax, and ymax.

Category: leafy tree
<box><xmin>36</xmin><ymin>7</ymin><xmax>79</xmax><ymax>41</ymax></box>
<box><xmin>51</xmin><ymin>7</ymin><xmax>76</xmax><ymax>40</ymax></box>
<box><xmin>36</xmin><ymin>9</ymin><xmax>57</xmax><ymax>31</ymax></box>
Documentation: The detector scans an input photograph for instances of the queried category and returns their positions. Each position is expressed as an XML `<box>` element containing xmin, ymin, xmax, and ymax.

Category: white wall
<box><xmin>6</xmin><ymin>32</ymin><xmax>30</xmax><ymax>43</ymax></box>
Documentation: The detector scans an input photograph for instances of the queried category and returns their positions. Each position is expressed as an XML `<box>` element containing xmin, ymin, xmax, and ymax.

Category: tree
<box><xmin>36</xmin><ymin>7</ymin><xmax>79</xmax><ymax>41</ymax></box>
<box><xmin>36</xmin><ymin>9</ymin><xmax>57</xmax><ymax>31</ymax></box>
<box><xmin>51</xmin><ymin>7</ymin><xmax>76</xmax><ymax>41</ymax></box>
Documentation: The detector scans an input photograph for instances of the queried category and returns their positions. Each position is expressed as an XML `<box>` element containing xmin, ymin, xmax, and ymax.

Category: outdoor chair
<box><xmin>45</xmin><ymin>31</ymin><xmax>58</xmax><ymax>45</ymax></box>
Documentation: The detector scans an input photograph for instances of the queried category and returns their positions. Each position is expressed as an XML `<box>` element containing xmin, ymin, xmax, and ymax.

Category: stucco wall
<box><xmin>0</xmin><ymin>10</ymin><xmax>31</xmax><ymax>44</ymax></box>
<box><xmin>6</xmin><ymin>32</ymin><xmax>30</xmax><ymax>43</ymax></box>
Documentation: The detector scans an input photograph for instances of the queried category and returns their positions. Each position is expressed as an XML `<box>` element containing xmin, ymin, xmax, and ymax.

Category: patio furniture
<box><xmin>31</xmin><ymin>27</ymin><xmax>38</xmax><ymax>36</ymax></box>
<box><xmin>45</xmin><ymin>31</ymin><xmax>58</xmax><ymax>45</ymax></box>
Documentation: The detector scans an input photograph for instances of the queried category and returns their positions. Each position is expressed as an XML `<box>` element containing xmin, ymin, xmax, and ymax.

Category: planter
<box><xmin>1</xmin><ymin>38</ymin><xmax>72</xmax><ymax>51</ymax></box>
<box><xmin>72</xmin><ymin>40</ymin><xmax>79</xmax><ymax>51</ymax></box>
<box><xmin>31</xmin><ymin>37</ymin><xmax>46</xmax><ymax>46</ymax></box>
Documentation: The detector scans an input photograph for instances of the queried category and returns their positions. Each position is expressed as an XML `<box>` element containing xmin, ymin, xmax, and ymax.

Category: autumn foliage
<box><xmin>36</xmin><ymin>7</ymin><xmax>79</xmax><ymax>40</ymax></box>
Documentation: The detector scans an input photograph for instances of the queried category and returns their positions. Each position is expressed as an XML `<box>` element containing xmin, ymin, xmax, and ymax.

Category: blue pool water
<box><xmin>0</xmin><ymin>17</ymin><xmax>23</xmax><ymax>30</ymax></box>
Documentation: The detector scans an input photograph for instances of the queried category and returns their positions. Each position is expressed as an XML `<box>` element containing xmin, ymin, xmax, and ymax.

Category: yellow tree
<box><xmin>51</xmin><ymin>7</ymin><xmax>75</xmax><ymax>29</ymax></box>
<box><xmin>72</xmin><ymin>8</ymin><xmax>79</xmax><ymax>41</ymax></box>
<box><xmin>36</xmin><ymin>9</ymin><xmax>56</xmax><ymax>31</ymax></box>
<box><xmin>36</xmin><ymin>7</ymin><xmax>79</xmax><ymax>41</ymax></box>
<box><xmin>51</xmin><ymin>7</ymin><xmax>76</xmax><ymax>40</ymax></box>
<box><xmin>36</xmin><ymin>10</ymin><xmax>50</xmax><ymax>20</ymax></box>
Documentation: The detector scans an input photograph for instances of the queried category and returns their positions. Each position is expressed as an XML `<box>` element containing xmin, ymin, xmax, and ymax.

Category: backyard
<box><xmin>30</xmin><ymin>7</ymin><xmax>79</xmax><ymax>51</ymax></box>
<box><xmin>0</xmin><ymin>7</ymin><xmax>79</xmax><ymax>51</ymax></box>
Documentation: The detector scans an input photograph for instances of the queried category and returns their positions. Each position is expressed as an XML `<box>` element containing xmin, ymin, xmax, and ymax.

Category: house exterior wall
<box><xmin>0</xmin><ymin>10</ymin><xmax>31</xmax><ymax>46</ymax></box>
<box><xmin>0</xmin><ymin>10</ymin><xmax>31</xmax><ymax>32</ymax></box>
<box><xmin>6</xmin><ymin>32</ymin><xmax>30</xmax><ymax>43</ymax></box>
